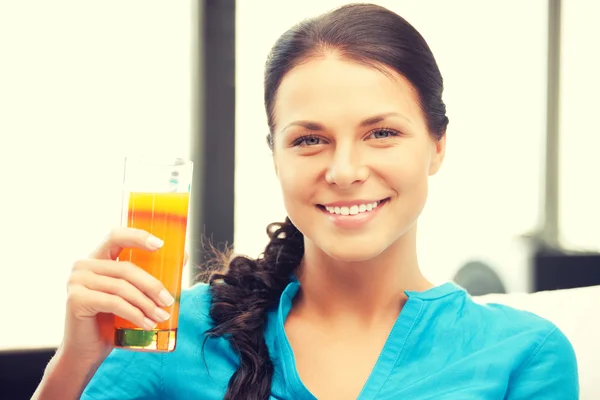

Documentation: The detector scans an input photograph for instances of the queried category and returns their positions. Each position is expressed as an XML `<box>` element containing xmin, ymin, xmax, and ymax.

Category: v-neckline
<box><xmin>274</xmin><ymin>279</ymin><xmax>459</xmax><ymax>400</ymax></box>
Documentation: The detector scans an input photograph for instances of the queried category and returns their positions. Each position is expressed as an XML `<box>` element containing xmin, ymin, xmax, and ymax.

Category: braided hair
<box><xmin>207</xmin><ymin>218</ymin><xmax>303</xmax><ymax>399</ymax></box>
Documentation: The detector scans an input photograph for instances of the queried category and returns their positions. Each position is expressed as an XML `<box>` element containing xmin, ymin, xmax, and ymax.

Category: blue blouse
<box><xmin>82</xmin><ymin>280</ymin><xmax>578</xmax><ymax>399</ymax></box>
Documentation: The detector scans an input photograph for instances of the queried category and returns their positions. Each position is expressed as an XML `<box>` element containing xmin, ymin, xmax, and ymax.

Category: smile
<box><xmin>316</xmin><ymin>198</ymin><xmax>390</xmax><ymax>228</ymax></box>
<box><xmin>317</xmin><ymin>197</ymin><xmax>390</xmax><ymax>223</ymax></box>
<box><xmin>323</xmin><ymin>200</ymin><xmax>383</xmax><ymax>216</ymax></box>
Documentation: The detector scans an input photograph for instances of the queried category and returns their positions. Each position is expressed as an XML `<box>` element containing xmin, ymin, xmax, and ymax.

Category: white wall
<box><xmin>0</xmin><ymin>1</ymin><xmax>196</xmax><ymax>349</ymax></box>
<box><xmin>559</xmin><ymin>0</ymin><xmax>600</xmax><ymax>252</ymax></box>
<box><xmin>235</xmin><ymin>0</ymin><xmax>548</xmax><ymax>292</ymax></box>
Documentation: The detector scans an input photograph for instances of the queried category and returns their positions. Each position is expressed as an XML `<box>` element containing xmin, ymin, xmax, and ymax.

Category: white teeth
<box><xmin>324</xmin><ymin>200</ymin><xmax>384</xmax><ymax>216</ymax></box>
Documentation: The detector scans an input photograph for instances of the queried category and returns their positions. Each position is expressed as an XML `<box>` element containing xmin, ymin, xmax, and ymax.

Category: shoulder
<box><xmin>423</xmin><ymin>284</ymin><xmax>562</xmax><ymax>339</ymax></box>
<box><xmin>424</xmin><ymin>286</ymin><xmax>576</xmax><ymax>368</ymax></box>
<box><xmin>460</xmin><ymin>292</ymin><xmax>568</xmax><ymax>349</ymax></box>
<box><xmin>462</xmin><ymin>295</ymin><xmax>578</xmax><ymax>398</ymax></box>
<box><xmin>469</xmin><ymin>296</ymin><xmax>557</xmax><ymax>332</ymax></box>
<box><xmin>499</xmin><ymin>313</ymin><xmax>579</xmax><ymax>398</ymax></box>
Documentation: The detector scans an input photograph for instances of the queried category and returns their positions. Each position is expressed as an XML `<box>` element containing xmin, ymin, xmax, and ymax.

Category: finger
<box><xmin>67</xmin><ymin>286</ymin><xmax>158</xmax><ymax>331</ymax></box>
<box><xmin>73</xmin><ymin>270</ymin><xmax>171</xmax><ymax>324</ymax></box>
<box><xmin>72</xmin><ymin>259</ymin><xmax>175</xmax><ymax>307</ymax></box>
<box><xmin>90</xmin><ymin>227</ymin><xmax>164</xmax><ymax>260</ymax></box>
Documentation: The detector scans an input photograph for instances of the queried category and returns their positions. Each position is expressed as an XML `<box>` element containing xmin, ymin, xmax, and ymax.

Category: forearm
<box><xmin>32</xmin><ymin>348</ymin><xmax>103</xmax><ymax>400</ymax></box>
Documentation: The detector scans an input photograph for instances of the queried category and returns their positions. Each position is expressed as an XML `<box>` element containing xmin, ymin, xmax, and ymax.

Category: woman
<box><xmin>34</xmin><ymin>4</ymin><xmax>578</xmax><ymax>399</ymax></box>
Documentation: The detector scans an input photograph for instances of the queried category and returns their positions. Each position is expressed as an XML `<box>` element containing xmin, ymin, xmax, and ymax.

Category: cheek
<box><xmin>373</xmin><ymin>148</ymin><xmax>430</xmax><ymax>191</ymax></box>
<box><xmin>276</xmin><ymin>159</ymin><xmax>322</xmax><ymax>232</ymax></box>
<box><xmin>276</xmin><ymin>154</ymin><xmax>319</xmax><ymax>202</ymax></box>
<box><xmin>374</xmin><ymin>151</ymin><xmax>430</xmax><ymax>229</ymax></box>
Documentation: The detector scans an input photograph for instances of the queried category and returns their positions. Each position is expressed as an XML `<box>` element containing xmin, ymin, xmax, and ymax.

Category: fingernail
<box><xmin>143</xmin><ymin>318</ymin><xmax>157</xmax><ymax>331</ymax></box>
<box><xmin>155</xmin><ymin>308</ymin><xmax>170</xmax><ymax>322</ymax></box>
<box><xmin>158</xmin><ymin>289</ymin><xmax>175</xmax><ymax>306</ymax></box>
<box><xmin>146</xmin><ymin>235</ymin><xmax>164</xmax><ymax>250</ymax></box>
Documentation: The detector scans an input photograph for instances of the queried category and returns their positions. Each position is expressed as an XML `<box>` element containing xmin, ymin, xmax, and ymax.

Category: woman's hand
<box><xmin>60</xmin><ymin>227</ymin><xmax>178</xmax><ymax>362</ymax></box>
<box><xmin>34</xmin><ymin>227</ymin><xmax>187</xmax><ymax>400</ymax></box>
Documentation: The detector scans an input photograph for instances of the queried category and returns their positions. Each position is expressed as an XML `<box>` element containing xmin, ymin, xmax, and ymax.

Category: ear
<box><xmin>428</xmin><ymin>132</ymin><xmax>446</xmax><ymax>176</ymax></box>
<box><xmin>273</xmin><ymin>151</ymin><xmax>279</xmax><ymax>177</ymax></box>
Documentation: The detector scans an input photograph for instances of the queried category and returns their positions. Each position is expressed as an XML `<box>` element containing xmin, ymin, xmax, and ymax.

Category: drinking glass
<box><xmin>114</xmin><ymin>156</ymin><xmax>193</xmax><ymax>352</ymax></box>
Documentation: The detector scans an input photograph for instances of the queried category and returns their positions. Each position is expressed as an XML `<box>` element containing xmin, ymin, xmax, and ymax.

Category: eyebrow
<box><xmin>281</xmin><ymin>112</ymin><xmax>412</xmax><ymax>133</ymax></box>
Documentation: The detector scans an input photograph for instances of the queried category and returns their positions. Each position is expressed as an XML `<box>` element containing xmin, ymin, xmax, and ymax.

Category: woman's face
<box><xmin>272</xmin><ymin>56</ymin><xmax>445</xmax><ymax>262</ymax></box>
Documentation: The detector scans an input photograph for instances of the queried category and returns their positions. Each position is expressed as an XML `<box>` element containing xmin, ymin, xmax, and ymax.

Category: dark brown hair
<box><xmin>206</xmin><ymin>3</ymin><xmax>449</xmax><ymax>399</ymax></box>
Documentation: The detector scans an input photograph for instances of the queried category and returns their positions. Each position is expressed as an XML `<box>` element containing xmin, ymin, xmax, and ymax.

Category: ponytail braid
<box><xmin>207</xmin><ymin>217</ymin><xmax>304</xmax><ymax>399</ymax></box>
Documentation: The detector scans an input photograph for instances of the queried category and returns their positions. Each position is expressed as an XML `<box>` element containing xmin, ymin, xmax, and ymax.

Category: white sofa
<box><xmin>474</xmin><ymin>285</ymin><xmax>600</xmax><ymax>399</ymax></box>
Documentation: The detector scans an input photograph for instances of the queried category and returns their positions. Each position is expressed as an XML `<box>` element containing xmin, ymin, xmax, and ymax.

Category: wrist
<box><xmin>54</xmin><ymin>344</ymin><xmax>107</xmax><ymax>369</ymax></box>
<box><xmin>33</xmin><ymin>347</ymin><xmax>104</xmax><ymax>400</ymax></box>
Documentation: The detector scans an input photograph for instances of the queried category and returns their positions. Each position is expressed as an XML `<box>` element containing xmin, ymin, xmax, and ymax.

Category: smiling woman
<box><xmin>34</xmin><ymin>3</ymin><xmax>578</xmax><ymax>400</ymax></box>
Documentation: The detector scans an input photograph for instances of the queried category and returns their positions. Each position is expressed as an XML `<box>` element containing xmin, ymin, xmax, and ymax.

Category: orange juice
<box><xmin>114</xmin><ymin>191</ymin><xmax>189</xmax><ymax>352</ymax></box>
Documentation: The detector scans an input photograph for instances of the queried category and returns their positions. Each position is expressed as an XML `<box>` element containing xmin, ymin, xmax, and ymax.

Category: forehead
<box><xmin>273</xmin><ymin>56</ymin><xmax>423</xmax><ymax>132</ymax></box>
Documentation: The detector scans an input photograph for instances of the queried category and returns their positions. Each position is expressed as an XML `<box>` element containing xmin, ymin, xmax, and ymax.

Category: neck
<box><xmin>294</xmin><ymin>225</ymin><xmax>432</xmax><ymax>327</ymax></box>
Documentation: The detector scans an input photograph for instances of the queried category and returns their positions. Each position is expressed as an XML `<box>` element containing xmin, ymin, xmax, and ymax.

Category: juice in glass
<box><xmin>114</xmin><ymin>157</ymin><xmax>192</xmax><ymax>352</ymax></box>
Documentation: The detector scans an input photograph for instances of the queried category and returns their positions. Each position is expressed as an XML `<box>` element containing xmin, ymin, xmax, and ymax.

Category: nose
<box><xmin>325</xmin><ymin>144</ymin><xmax>369</xmax><ymax>188</ymax></box>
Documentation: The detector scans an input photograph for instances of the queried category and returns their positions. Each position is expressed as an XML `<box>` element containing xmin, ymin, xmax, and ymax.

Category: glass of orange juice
<box><xmin>114</xmin><ymin>156</ymin><xmax>193</xmax><ymax>352</ymax></box>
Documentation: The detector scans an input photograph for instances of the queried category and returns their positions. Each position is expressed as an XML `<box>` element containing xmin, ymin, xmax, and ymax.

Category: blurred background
<box><xmin>1</xmin><ymin>0</ymin><xmax>599</xmax><ymax>398</ymax></box>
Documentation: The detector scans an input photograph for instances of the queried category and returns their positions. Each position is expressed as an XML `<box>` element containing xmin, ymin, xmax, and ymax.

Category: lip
<box><xmin>317</xmin><ymin>198</ymin><xmax>389</xmax><ymax>229</ymax></box>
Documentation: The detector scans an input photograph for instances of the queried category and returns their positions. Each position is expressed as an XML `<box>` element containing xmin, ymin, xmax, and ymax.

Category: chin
<box><xmin>318</xmin><ymin>238</ymin><xmax>390</xmax><ymax>263</ymax></box>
